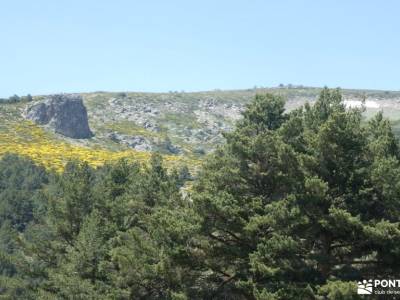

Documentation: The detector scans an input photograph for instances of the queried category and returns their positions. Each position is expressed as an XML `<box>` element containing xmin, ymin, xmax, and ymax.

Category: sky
<box><xmin>1</xmin><ymin>0</ymin><xmax>399</xmax><ymax>97</ymax></box>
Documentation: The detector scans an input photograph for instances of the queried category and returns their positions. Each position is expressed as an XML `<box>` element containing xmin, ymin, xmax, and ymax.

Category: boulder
<box><xmin>26</xmin><ymin>94</ymin><xmax>93</xmax><ymax>139</ymax></box>
<box><xmin>107</xmin><ymin>132</ymin><xmax>153</xmax><ymax>151</ymax></box>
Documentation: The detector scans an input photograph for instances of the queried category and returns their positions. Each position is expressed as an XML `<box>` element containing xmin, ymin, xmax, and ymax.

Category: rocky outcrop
<box><xmin>107</xmin><ymin>132</ymin><xmax>152</xmax><ymax>151</ymax></box>
<box><xmin>25</xmin><ymin>94</ymin><xmax>93</xmax><ymax>139</ymax></box>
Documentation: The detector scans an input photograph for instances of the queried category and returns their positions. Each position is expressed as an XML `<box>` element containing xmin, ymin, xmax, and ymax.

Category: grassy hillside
<box><xmin>0</xmin><ymin>101</ymin><xmax>198</xmax><ymax>172</ymax></box>
<box><xmin>1</xmin><ymin>86</ymin><xmax>400</xmax><ymax>171</ymax></box>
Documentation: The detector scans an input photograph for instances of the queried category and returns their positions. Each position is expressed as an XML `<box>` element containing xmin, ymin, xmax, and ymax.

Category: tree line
<box><xmin>0</xmin><ymin>94</ymin><xmax>33</xmax><ymax>104</ymax></box>
<box><xmin>0</xmin><ymin>88</ymin><xmax>399</xmax><ymax>299</ymax></box>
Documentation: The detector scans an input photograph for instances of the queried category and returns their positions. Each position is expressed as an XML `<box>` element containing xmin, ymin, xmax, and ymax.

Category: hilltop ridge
<box><xmin>2</xmin><ymin>86</ymin><xmax>400</xmax><ymax>169</ymax></box>
<box><xmin>81</xmin><ymin>86</ymin><xmax>400</xmax><ymax>154</ymax></box>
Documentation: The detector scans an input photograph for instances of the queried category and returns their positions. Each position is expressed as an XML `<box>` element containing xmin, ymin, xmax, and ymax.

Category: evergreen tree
<box><xmin>110</xmin><ymin>154</ymin><xmax>199</xmax><ymax>299</ymax></box>
<box><xmin>0</xmin><ymin>154</ymin><xmax>49</xmax><ymax>299</ymax></box>
<box><xmin>193</xmin><ymin>89</ymin><xmax>400</xmax><ymax>299</ymax></box>
<box><xmin>47</xmin><ymin>161</ymin><xmax>95</xmax><ymax>244</ymax></box>
<box><xmin>46</xmin><ymin>210</ymin><xmax>111</xmax><ymax>299</ymax></box>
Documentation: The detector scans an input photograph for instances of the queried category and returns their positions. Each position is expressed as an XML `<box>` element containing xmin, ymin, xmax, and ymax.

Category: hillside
<box><xmin>1</xmin><ymin>86</ymin><xmax>400</xmax><ymax>170</ymax></box>
<box><xmin>2</xmin><ymin>88</ymin><xmax>400</xmax><ymax>299</ymax></box>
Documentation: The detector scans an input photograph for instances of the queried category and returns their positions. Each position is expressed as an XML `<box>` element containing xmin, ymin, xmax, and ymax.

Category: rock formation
<box><xmin>108</xmin><ymin>132</ymin><xmax>152</xmax><ymax>151</ymax></box>
<box><xmin>25</xmin><ymin>94</ymin><xmax>93</xmax><ymax>139</ymax></box>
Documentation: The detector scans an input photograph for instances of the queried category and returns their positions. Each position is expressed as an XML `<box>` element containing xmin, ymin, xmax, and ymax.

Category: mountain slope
<box><xmin>83</xmin><ymin>87</ymin><xmax>400</xmax><ymax>153</ymax></box>
<box><xmin>1</xmin><ymin>87</ymin><xmax>400</xmax><ymax>170</ymax></box>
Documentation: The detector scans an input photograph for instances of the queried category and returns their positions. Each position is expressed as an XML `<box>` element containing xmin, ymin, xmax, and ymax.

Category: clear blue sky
<box><xmin>1</xmin><ymin>0</ymin><xmax>399</xmax><ymax>97</ymax></box>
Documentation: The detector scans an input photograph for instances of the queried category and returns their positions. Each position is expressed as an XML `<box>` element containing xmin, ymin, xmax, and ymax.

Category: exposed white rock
<box><xmin>344</xmin><ymin>100</ymin><xmax>380</xmax><ymax>109</ymax></box>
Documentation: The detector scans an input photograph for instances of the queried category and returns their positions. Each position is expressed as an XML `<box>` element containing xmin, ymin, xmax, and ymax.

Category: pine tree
<box><xmin>46</xmin><ymin>210</ymin><xmax>111</xmax><ymax>299</ymax></box>
<box><xmin>193</xmin><ymin>89</ymin><xmax>400</xmax><ymax>299</ymax></box>
<box><xmin>48</xmin><ymin>161</ymin><xmax>95</xmax><ymax>243</ymax></box>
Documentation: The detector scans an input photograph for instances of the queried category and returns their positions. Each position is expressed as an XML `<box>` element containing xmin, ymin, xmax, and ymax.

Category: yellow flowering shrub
<box><xmin>0</xmin><ymin>120</ymin><xmax>200</xmax><ymax>172</ymax></box>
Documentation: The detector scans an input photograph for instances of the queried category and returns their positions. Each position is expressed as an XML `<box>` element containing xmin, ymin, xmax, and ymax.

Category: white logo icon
<box><xmin>358</xmin><ymin>279</ymin><xmax>373</xmax><ymax>294</ymax></box>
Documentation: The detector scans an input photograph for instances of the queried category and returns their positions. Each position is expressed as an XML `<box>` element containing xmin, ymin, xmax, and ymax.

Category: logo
<box><xmin>358</xmin><ymin>279</ymin><xmax>373</xmax><ymax>294</ymax></box>
<box><xmin>356</xmin><ymin>279</ymin><xmax>400</xmax><ymax>295</ymax></box>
